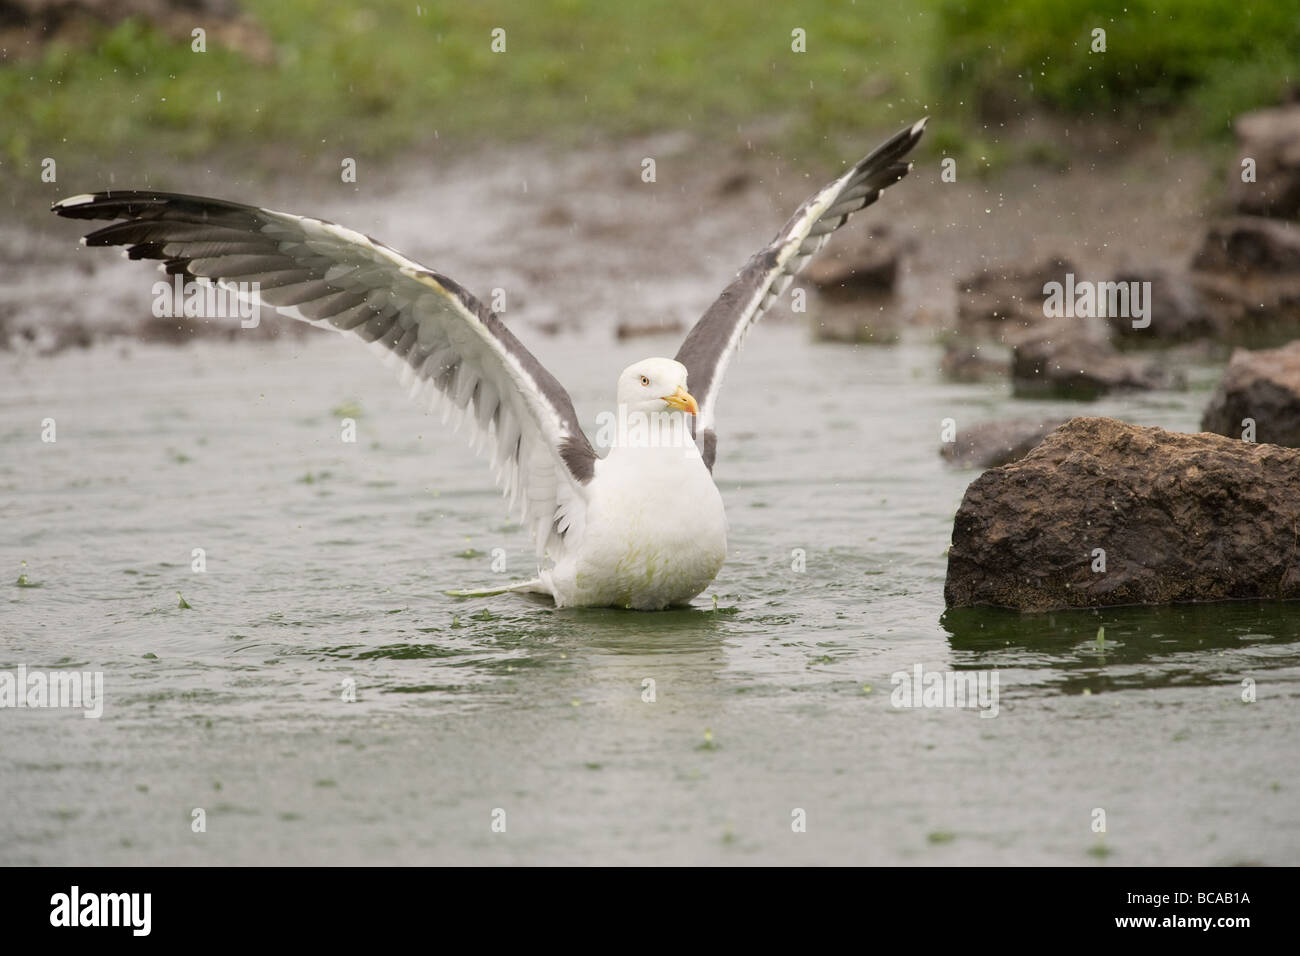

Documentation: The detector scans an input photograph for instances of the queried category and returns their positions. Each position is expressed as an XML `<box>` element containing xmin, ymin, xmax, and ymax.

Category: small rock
<box><xmin>945</xmin><ymin>417</ymin><xmax>1300</xmax><ymax>611</ymax></box>
<box><xmin>714</xmin><ymin>170</ymin><xmax>753</xmax><ymax>196</ymax></box>
<box><xmin>940</xmin><ymin>342</ymin><xmax>1010</xmax><ymax>382</ymax></box>
<box><xmin>941</xmin><ymin>418</ymin><xmax>1066</xmax><ymax>469</ymax></box>
<box><xmin>956</xmin><ymin>257</ymin><xmax>1075</xmax><ymax>344</ymax></box>
<box><xmin>1230</xmin><ymin>105</ymin><xmax>1300</xmax><ymax>219</ymax></box>
<box><xmin>1190</xmin><ymin>273</ymin><xmax>1300</xmax><ymax>347</ymax></box>
<box><xmin>1011</xmin><ymin>327</ymin><xmax>1180</xmax><ymax>399</ymax></box>
<box><xmin>805</xmin><ymin>227</ymin><xmax>903</xmax><ymax>300</ymax></box>
<box><xmin>530</xmin><ymin>320</ymin><xmax>564</xmax><ymax>336</ymax></box>
<box><xmin>615</xmin><ymin>319</ymin><xmax>685</xmax><ymax>340</ymax></box>
<box><xmin>1105</xmin><ymin>269</ymin><xmax>1219</xmax><ymax>346</ymax></box>
<box><xmin>1201</xmin><ymin>341</ymin><xmax>1300</xmax><ymax>446</ymax></box>
<box><xmin>136</xmin><ymin>313</ymin><xmax>311</xmax><ymax>345</ymax></box>
<box><xmin>537</xmin><ymin>204</ymin><xmax>574</xmax><ymax>228</ymax></box>
<box><xmin>1192</xmin><ymin>217</ymin><xmax>1300</xmax><ymax>275</ymax></box>
<box><xmin>810</xmin><ymin>301</ymin><xmax>899</xmax><ymax>344</ymax></box>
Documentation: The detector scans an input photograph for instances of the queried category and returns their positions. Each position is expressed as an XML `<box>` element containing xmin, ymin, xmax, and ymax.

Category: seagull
<box><xmin>53</xmin><ymin>119</ymin><xmax>925</xmax><ymax>610</ymax></box>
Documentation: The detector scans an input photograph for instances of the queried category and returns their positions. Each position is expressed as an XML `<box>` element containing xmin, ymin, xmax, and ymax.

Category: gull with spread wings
<box><xmin>54</xmin><ymin>118</ymin><xmax>925</xmax><ymax>610</ymax></box>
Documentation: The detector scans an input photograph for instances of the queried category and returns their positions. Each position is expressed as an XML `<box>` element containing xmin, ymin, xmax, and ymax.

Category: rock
<box><xmin>0</xmin><ymin>302</ymin><xmax>14</xmax><ymax>350</ymax></box>
<box><xmin>1230</xmin><ymin>105</ymin><xmax>1300</xmax><ymax>219</ymax></box>
<box><xmin>1105</xmin><ymin>268</ymin><xmax>1220</xmax><ymax>346</ymax></box>
<box><xmin>804</xmin><ymin>226</ymin><xmax>903</xmax><ymax>300</ymax></box>
<box><xmin>1190</xmin><ymin>275</ymin><xmax>1300</xmax><ymax>349</ymax></box>
<box><xmin>1011</xmin><ymin>327</ymin><xmax>1181</xmax><ymax>399</ymax></box>
<box><xmin>1201</xmin><ymin>341</ymin><xmax>1300</xmax><ymax>446</ymax></box>
<box><xmin>944</xmin><ymin>417</ymin><xmax>1300</xmax><ymax>611</ymax></box>
<box><xmin>136</xmin><ymin>313</ymin><xmax>311</xmax><ymax>345</ymax></box>
<box><xmin>714</xmin><ymin>170</ymin><xmax>753</xmax><ymax>197</ymax></box>
<box><xmin>1104</xmin><ymin>257</ymin><xmax>1300</xmax><ymax>348</ymax></box>
<box><xmin>805</xmin><ymin>228</ymin><xmax>909</xmax><ymax>342</ymax></box>
<box><xmin>1192</xmin><ymin>217</ymin><xmax>1300</xmax><ymax>274</ymax></box>
<box><xmin>537</xmin><ymin>204</ymin><xmax>574</xmax><ymax>228</ymax></box>
<box><xmin>7</xmin><ymin>315</ymin><xmax>107</xmax><ymax>355</ymax></box>
<box><xmin>615</xmin><ymin>319</ymin><xmax>685</xmax><ymax>340</ymax></box>
<box><xmin>810</xmin><ymin>301</ymin><xmax>899</xmax><ymax>344</ymax></box>
<box><xmin>956</xmin><ymin>257</ymin><xmax>1074</xmax><ymax>344</ymax></box>
<box><xmin>940</xmin><ymin>342</ymin><xmax>1009</xmax><ymax>382</ymax></box>
<box><xmin>940</xmin><ymin>417</ymin><xmax>1066</xmax><ymax>469</ymax></box>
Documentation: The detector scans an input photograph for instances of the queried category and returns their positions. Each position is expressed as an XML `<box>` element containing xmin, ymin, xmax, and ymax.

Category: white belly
<box><xmin>545</xmin><ymin>444</ymin><xmax>727</xmax><ymax>610</ymax></box>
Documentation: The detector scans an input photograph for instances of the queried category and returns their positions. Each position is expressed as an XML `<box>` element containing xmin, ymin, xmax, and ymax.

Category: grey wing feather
<box><xmin>676</xmin><ymin>118</ymin><xmax>926</xmax><ymax>470</ymax></box>
<box><xmin>53</xmin><ymin>191</ymin><xmax>595</xmax><ymax>559</ymax></box>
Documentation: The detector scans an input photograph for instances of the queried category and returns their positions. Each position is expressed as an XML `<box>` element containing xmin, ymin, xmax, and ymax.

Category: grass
<box><xmin>2</xmin><ymin>0</ymin><xmax>933</xmax><ymax>179</ymax></box>
<box><xmin>935</xmin><ymin>0</ymin><xmax>1300</xmax><ymax>136</ymax></box>
<box><xmin>1</xmin><ymin>0</ymin><xmax>1295</xmax><ymax>185</ymax></box>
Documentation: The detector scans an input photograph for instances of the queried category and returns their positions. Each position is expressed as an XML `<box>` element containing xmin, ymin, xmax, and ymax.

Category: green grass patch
<box><xmin>2</xmin><ymin>0</ymin><xmax>932</xmax><ymax>178</ymax></box>
<box><xmin>1</xmin><ymin>0</ymin><xmax>1295</xmax><ymax>185</ymax></box>
<box><xmin>935</xmin><ymin>0</ymin><xmax>1300</xmax><ymax>135</ymax></box>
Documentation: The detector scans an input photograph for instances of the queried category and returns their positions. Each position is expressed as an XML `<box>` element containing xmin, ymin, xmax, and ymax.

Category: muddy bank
<box><xmin>6</xmin><ymin>117</ymin><xmax>1217</xmax><ymax>359</ymax></box>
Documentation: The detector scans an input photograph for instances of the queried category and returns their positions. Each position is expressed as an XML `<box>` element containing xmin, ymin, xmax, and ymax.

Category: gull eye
<box><xmin>639</xmin><ymin>375</ymin><xmax>650</xmax><ymax>387</ymax></box>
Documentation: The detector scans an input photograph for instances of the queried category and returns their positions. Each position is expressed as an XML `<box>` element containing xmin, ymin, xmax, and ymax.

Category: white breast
<box><xmin>544</xmin><ymin>441</ymin><xmax>727</xmax><ymax>609</ymax></box>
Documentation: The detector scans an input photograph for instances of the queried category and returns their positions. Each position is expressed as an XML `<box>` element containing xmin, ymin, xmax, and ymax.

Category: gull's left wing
<box><xmin>52</xmin><ymin>191</ymin><xmax>597</xmax><ymax>563</ymax></box>
<box><xmin>675</xmin><ymin>118</ymin><xmax>926</xmax><ymax>470</ymax></box>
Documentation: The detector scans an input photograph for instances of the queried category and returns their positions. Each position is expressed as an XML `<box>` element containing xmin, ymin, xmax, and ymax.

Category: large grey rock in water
<box><xmin>1201</xmin><ymin>341</ymin><xmax>1300</xmax><ymax>446</ymax></box>
<box><xmin>944</xmin><ymin>417</ymin><xmax>1300</xmax><ymax>611</ymax></box>
<box><xmin>1229</xmin><ymin>104</ymin><xmax>1300</xmax><ymax>219</ymax></box>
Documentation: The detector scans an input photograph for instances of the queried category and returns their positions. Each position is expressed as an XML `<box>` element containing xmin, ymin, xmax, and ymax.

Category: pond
<box><xmin>1</xmin><ymin>322</ymin><xmax>1296</xmax><ymax>864</ymax></box>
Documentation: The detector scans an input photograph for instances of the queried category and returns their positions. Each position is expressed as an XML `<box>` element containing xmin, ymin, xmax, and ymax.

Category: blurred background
<box><xmin>3</xmin><ymin>0</ymin><xmax>1299</xmax><ymax>351</ymax></box>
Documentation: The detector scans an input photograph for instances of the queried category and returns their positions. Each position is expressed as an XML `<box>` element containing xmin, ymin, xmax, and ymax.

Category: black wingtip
<box><xmin>903</xmin><ymin>116</ymin><xmax>928</xmax><ymax>146</ymax></box>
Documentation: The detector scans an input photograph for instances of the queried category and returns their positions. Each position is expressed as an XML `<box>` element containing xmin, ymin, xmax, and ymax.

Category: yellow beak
<box><xmin>662</xmin><ymin>386</ymin><xmax>699</xmax><ymax>416</ymax></box>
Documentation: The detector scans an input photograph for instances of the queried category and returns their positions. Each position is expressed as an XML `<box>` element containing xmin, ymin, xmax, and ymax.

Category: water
<box><xmin>2</xmin><ymin>325</ymin><xmax>1297</xmax><ymax>864</ymax></box>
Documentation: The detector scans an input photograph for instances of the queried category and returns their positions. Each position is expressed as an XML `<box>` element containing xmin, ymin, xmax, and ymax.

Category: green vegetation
<box><xmin>936</xmin><ymin>0</ymin><xmax>1300</xmax><ymax>134</ymax></box>
<box><xmin>1</xmin><ymin>0</ymin><xmax>931</xmax><ymax>175</ymax></box>
<box><xmin>1</xmin><ymin>0</ymin><xmax>1295</xmax><ymax>180</ymax></box>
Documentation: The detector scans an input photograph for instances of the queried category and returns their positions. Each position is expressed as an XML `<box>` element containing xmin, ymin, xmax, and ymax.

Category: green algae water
<box><xmin>2</xmin><ymin>326</ymin><xmax>1297</xmax><ymax>864</ymax></box>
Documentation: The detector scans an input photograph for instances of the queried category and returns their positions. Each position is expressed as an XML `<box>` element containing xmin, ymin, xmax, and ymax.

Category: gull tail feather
<box><xmin>445</xmin><ymin>577</ymin><xmax>550</xmax><ymax>599</ymax></box>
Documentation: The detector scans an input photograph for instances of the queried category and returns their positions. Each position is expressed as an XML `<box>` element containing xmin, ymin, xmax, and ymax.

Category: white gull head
<box><xmin>615</xmin><ymin>357</ymin><xmax>699</xmax><ymax>416</ymax></box>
